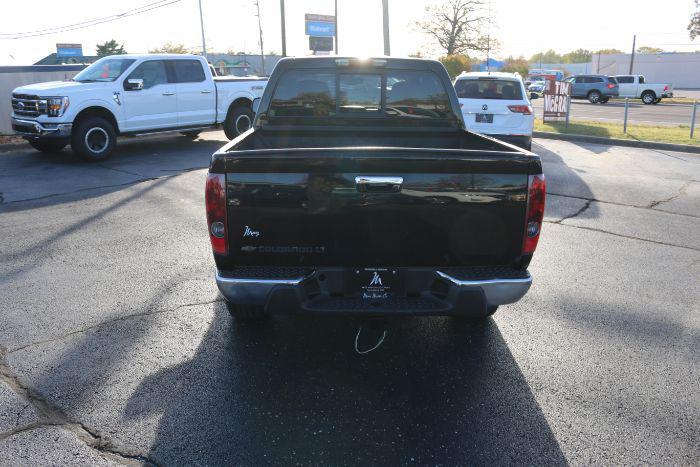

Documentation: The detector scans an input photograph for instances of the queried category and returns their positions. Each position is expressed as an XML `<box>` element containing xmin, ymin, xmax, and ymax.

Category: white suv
<box><xmin>454</xmin><ymin>72</ymin><xmax>534</xmax><ymax>151</ymax></box>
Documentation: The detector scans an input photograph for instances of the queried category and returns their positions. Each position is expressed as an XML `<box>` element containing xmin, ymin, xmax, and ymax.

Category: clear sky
<box><xmin>0</xmin><ymin>0</ymin><xmax>697</xmax><ymax>65</ymax></box>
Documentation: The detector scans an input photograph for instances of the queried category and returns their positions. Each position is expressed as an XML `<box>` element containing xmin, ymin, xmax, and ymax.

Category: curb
<box><xmin>533</xmin><ymin>131</ymin><xmax>700</xmax><ymax>154</ymax></box>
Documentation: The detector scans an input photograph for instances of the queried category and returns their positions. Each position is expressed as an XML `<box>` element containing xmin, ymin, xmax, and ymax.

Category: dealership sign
<box><xmin>543</xmin><ymin>80</ymin><xmax>571</xmax><ymax>122</ymax></box>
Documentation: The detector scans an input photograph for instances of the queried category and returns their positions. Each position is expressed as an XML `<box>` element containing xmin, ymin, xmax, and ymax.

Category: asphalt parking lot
<box><xmin>532</xmin><ymin>99</ymin><xmax>700</xmax><ymax>126</ymax></box>
<box><xmin>1</xmin><ymin>132</ymin><xmax>698</xmax><ymax>465</ymax></box>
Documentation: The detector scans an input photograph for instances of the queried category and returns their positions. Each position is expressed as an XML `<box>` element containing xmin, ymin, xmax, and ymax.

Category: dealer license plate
<box><xmin>347</xmin><ymin>268</ymin><xmax>405</xmax><ymax>299</ymax></box>
<box><xmin>475</xmin><ymin>113</ymin><xmax>493</xmax><ymax>123</ymax></box>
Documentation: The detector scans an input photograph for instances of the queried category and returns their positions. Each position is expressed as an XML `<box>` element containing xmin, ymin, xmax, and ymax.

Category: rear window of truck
<box><xmin>454</xmin><ymin>78</ymin><xmax>523</xmax><ymax>100</ymax></box>
<box><xmin>268</xmin><ymin>69</ymin><xmax>451</xmax><ymax>119</ymax></box>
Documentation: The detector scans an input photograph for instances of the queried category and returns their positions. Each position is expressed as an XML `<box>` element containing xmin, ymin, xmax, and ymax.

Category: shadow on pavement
<box><xmin>125</xmin><ymin>304</ymin><xmax>567</xmax><ymax>465</ymax></box>
<box><xmin>0</xmin><ymin>134</ymin><xmax>225</xmax><ymax>212</ymax></box>
<box><xmin>533</xmin><ymin>142</ymin><xmax>600</xmax><ymax>220</ymax></box>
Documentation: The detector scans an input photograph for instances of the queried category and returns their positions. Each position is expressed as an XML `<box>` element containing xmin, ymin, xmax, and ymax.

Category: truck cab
<box><xmin>11</xmin><ymin>54</ymin><xmax>267</xmax><ymax>160</ymax></box>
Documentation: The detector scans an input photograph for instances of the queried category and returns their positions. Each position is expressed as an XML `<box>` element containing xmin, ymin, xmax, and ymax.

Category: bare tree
<box><xmin>417</xmin><ymin>0</ymin><xmax>489</xmax><ymax>56</ymax></box>
<box><xmin>690</xmin><ymin>0</ymin><xmax>700</xmax><ymax>39</ymax></box>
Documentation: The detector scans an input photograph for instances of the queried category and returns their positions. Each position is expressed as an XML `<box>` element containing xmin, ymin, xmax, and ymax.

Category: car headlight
<box><xmin>46</xmin><ymin>96</ymin><xmax>69</xmax><ymax>117</ymax></box>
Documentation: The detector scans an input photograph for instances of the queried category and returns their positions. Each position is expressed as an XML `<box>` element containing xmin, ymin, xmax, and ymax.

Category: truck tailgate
<box><xmin>216</xmin><ymin>148</ymin><xmax>533</xmax><ymax>268</ymax></box>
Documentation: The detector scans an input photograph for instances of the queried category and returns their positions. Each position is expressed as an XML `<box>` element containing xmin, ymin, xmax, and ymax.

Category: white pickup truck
<box><xmin>614</xmin><ymin>75</ymin><xmax>673</xmax><ymax>104</ymax></box>
<box><xmin>11</xmin><ymin>54</ymin><xmax>267</xmax><ymax>160</ymax></box>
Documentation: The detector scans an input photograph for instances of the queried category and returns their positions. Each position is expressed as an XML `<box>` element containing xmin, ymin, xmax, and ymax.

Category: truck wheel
<box><xmin>180</xmin><ymin>130</ymin><xmax>201</xmax><ymax>139</ymax></box>
<box><xmin>641</xmin><ymin>91</ymin><xmax>656</xmax><ymax>105</ymax></box>
<box><xmin>226</xmin><ymin>302</ymin><xmax>267</xmax><ymax>321</ymax></box>
<box><xmin>587</xmin><ymin>90</ymin><xmax>601</xmax><ymax>104</ymax></box>
<box><xmin>71</xmin><ymin>117</ymin><xmax>116</xmax><ymax>161</ymax></box>
<box><xmin>28</xmin><ymin>140</ymin><xmax>67</xmax><ymax>153</ymax></box>
<box><xmin>223</xmin><ymin>106</ymin><xmax>253</xmax><ymax>140</ymax></box>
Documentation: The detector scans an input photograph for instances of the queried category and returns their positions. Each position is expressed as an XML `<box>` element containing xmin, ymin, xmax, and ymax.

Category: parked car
<box><xmin>528</xmin><ymin>80</ymin><xmax>546</xmax><ymax>99</ymax></box>
<box><xmin>206</xmin><ymin>57</ymin><xmax>546</xmax><ymax>321</ymax></box>
<box><xmin>453</xmin><ymin>71</ymin><xmax>534</xmax><ymax>150</ymax></box>
<box><xmin>563</xmin><ymin>74</ymin><xmax>619</xmax><ymax>104</ymax></box>
<box><xmin>614</xmin><ymin>75</ymin><xmax>673</xmax><ymax>104</ymax></box>
<box><xmin>11</xmin><ymin>54</ymin><xmax>267</xmax><ymax>160</ymax></box>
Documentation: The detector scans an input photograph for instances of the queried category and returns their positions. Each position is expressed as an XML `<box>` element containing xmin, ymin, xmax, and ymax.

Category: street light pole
<box><xmin>382</xmin><ymin>0</ymin><xmax>390</xmax><ymax>55</ymax></box>
<box><xmin>629</xmin><ymin>34</ymin><xmax>636</xmax><ymax>74</ymax></box>
<box><xmin>198</xmin><ymin>0</ymin><xmax>207</xmax><ymax>59</ymax></box>
<box><xmin>334</xmin><ymin>0</ymin><xmax>338</xmax><ymax>54</ymax></box>
<box><xmin>280</xmin><ymin>0</ymin><xmax>286</xmax><ymax>57</ymax></box>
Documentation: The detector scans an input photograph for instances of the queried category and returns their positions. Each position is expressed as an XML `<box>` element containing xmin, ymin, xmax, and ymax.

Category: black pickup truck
<box><xmin>205</xmin><ymin>57</ymin><xmax>545</xmax><ymax>320</ymax></box>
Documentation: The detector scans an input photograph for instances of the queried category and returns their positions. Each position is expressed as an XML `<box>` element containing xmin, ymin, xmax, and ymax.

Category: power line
<box><xmin>0</xmin><ymin>0</ymin><xmax>183</xmax><ymax>40</ymax></box>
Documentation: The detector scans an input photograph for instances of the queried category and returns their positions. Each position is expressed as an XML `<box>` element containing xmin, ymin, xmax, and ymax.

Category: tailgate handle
<box><xmin>355</xmin><ymin>176</ymin><xmax>403</xmax><ymax>193</ymax></box>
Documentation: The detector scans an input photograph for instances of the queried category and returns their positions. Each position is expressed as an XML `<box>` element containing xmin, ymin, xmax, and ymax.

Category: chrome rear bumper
<box><xmin>216</xmin><ymin>268</ymin><xmax>532</xmax><ymax>315</ymax></box>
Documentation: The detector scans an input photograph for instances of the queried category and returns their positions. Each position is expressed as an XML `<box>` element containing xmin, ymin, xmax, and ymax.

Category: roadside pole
<box><xmin>623</xmin><ymin>98</ymin><xmax>629</xmax><ymax>134</ymax></box>
<box><xmin>382</xmin><ymin>0</ymin><xmax>390</xmax><ymax>55</ymax></box>
<box><xmin>691</xmin><ymin>100</ymin><xmax>698</xmax><ymax>139</ymax></box>
<box><xmin>280</xmin><ymin>0</ymin><xmax>287</xmax><ymax>57</ymax></box>
<box><xmin>198</xmin><ymin>0</ymin><xmax>207</xmax><ymax>59</ymax></box>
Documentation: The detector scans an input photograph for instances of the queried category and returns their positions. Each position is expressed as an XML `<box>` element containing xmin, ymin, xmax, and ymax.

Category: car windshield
<box><xmin>73</xmin><ymin>58</ymin><xmax>136</xmax><ymax>82</ymax></box>
<box><xmin>455</xmin><ymin>78</ymin><xmax>523</xmax><ymax>100</ymax></box>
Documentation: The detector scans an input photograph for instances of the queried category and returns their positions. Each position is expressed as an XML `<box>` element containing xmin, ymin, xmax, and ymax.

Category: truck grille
<box><xmin>11</xmin><ymin>94</ymin><xmax>47</xmax><ymax>117</ymax></box>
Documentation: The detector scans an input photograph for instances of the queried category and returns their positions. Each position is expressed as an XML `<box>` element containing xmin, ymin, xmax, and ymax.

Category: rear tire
<box><xmin>28</xmin><ymin>140</ymin><xmax>67</xmax><ymax>153</ymax></box>
<box><xmin>71</xmin><ymin>116</ymin><xmax>116</xmax><ymax>161</ymax></box>
<box><xmin>641</xmin><ymin>91</ymin><xmax>656</xmax><ymax>105</ymax></box>
<box><xmin>180</xmin><ymin>130</ymin><xmax>201</xmax><ymax>139</ymax></box>
<box><xmin>588</xmin><ymin>90</ymin><xmax>601</xmax><ymax>104</ymax></box>
<box><xmin>223</xmin><ymin>105</ymin><xmax>254</xmax><ymax>140</ymax></box>
<box><xmin>226</xmin><ymin>302</ymin><xmax>267</xmax><ymax>321</ymax></box>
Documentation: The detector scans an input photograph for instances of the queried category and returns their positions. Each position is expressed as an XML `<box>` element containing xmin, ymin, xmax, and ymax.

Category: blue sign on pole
<box><xmin>56</xmin><ymin>43</ymin><xmax>83</xmax><ymax>58</ymax></box>
<box><xmin>305</xmin><ymin>21</ymin><xmax>335</xmax><ymax>37</ymax></box>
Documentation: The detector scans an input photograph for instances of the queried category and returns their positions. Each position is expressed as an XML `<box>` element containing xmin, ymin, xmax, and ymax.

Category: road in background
<box><xmin>532</xmin><ymin>99</ymin><xmax>699</xmax><ymax>126</ymax></box>
<box><xmin>0</xmin><ymin>133</ymin><xmax>698</xmax><ymax>464</ymax></box>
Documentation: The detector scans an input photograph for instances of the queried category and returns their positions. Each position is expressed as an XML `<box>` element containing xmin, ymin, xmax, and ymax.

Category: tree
<box><xmin>529</xmin><ymin>49</ymin><xmax>562</xmax><ymax>65</ymax></box>
<box><xmin>500</xmin><ymin>56</ymin><xmax>529</xmax><ymax>76</ymax></box>
<box><xmin>690</xmin><ymin>0</ymin><xmax>700</xmax><ymax>39</ymax></box>
<box><xmin>561</xmin><ymin>48</ymin><xmax>592</xmax><ymax>63</ymax></box>
<box><xmin>636</xmin><ymin>46</ymin><xmax>664</xmax><ymax>53</ymax></box>
<box><xmin>594</xmin><ymin>48</ymin><xmax>623</xmax><ymax>55</ymax></box>
<box><xmin>417</xmin><ymin>0</ymin><xmax>489</xmax><ymax>56</ymax></box>
<box><xmin>149</xmin><ymin>42</ymin><xmax>189</xmax><ymax>54</ymax></box>
<box><xmin>439</xmin><ymin>54</ymin><xmax>472</xmax><ymax>78</ymax></box>
<box><xmin>96</xmin><ymin>39</ymin><xmax>126</xmax><ymax>57</ymax></box>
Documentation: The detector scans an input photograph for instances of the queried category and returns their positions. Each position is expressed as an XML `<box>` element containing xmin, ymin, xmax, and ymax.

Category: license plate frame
<box><xmin>346</xmin><ymin>268</ymin><xmax>405</xmax><ymax>299</ymax></box>
<box><xmin>475</xmin><ymin>113</ymin><xmax>494</xmax><ymax>123</ymax></box>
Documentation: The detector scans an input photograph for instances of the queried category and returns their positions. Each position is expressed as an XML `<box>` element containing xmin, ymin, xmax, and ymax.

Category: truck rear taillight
<box><xmin>522</xmin><ymin>174</ymin><xmax>546</xmax><ymax>255</ymax></box>
<box><xmin>664</xmin><ymin>85</ymin><xmax>668</xmax><ymax>91</ymax></box>
<box><xmin>205</xmin><ymin>173</ymin><xmax>227</xmax><ymax>255</ymax></box>
<box><xmin>508</xmin><ymin>105</ymin><xmax>533</xmax><ymax>115</ymax></box>
<box><xmin>607</xmin><ymin>83</ymin><xmax>616</xmax><ymax>89</ymax></box>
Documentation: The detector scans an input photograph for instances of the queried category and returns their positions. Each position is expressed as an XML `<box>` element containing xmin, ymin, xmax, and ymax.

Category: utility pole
<box><xmin>334</xmin><ymin>0</ymin><xmax>338</xmax><ymax>54</ymax></box>
<box><xmin>629</xmin><ymin>34</ymin><xmax>636</xmax><ymax>74</ymax></box>
<box><xmin>280</xmin><ymin>0</ymin><xmax>286</xmax><ymax>57</ymax></box>
<box><xmin>254</xmin><ymin>0</ymin><xmax>265</xmax><ymax>75</ymax></box>
<box><xmin>382</xmin><ymin>0</ymin><xmax>390</xmax><ymax>55</ymax></box>
<box><xmin>198</xmin><ymin>0</ymin><xmax>207</xmax><ymax>59</ymax></box>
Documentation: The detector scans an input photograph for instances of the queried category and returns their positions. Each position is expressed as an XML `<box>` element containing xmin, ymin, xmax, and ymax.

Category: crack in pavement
<box><xmin>552</xmin><ymin>198</ymin><xmax>593</xmax><ymax>224</ymax></box>
<box><xmin>548</xmin><ymin>190</ymin><xmax>700</xmax><ymax>219</ymax></box>
<box><xmin>544</xmin><ymin>220</ymin><xmax>700</xmax><ymax>252</ymax></box>
<box><xmin>8</xmin><ymin>297</ymin><xmax>224</xmax><ymax>354</ymax></box>
<box><xmin>647</xmin><ymin>180</ymin><xmax>692</xmax><ymax>209</ymax></box>
<box><xmin>0</xmin><ymin>345</ymin><xmax>160</xmax><ymax>466</ymax></box>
